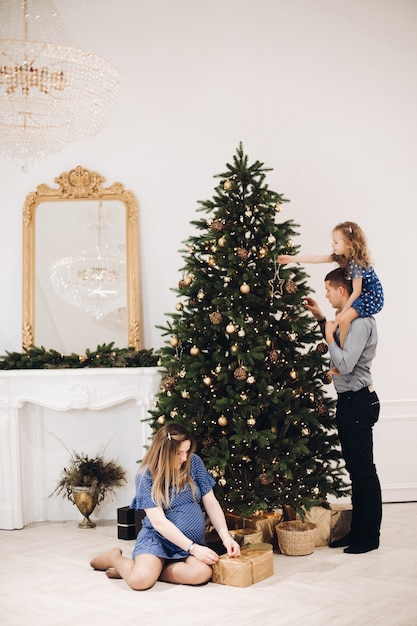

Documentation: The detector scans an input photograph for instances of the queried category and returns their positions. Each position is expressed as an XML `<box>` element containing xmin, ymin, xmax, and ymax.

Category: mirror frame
<box><xmin>22</xmin><ymin>166</ymin><xmax>141</xmax><ymax>350</ymax></box>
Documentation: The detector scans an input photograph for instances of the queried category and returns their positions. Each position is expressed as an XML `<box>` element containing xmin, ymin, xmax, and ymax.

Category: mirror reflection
<box><xmin>23</xmin><ymin>166</ymin><xmax>141</xmax><ymax>353</ymax></box>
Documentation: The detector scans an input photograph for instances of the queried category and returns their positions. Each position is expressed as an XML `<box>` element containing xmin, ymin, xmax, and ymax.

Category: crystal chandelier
<box><xmin>0</xmin><ymin>0</ymin><xmax>120</xmax><ymax>167</ymax></box>
<box><xmin>50</xmin><ymin>203</ymin><xmax>127</xmax><ymax>321</ymax></box>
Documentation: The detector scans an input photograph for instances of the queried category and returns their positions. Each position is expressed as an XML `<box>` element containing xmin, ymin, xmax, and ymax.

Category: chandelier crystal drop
<box><xmin>0</xmin><ymin>0</ymin><xmax>121</xmax><ymax>167</ymax></box>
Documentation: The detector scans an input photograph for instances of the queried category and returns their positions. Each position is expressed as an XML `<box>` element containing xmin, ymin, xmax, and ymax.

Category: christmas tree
<box><xmin>149</xmin><ymin>144</ymin><xmax>348</xmax><ymax>517</ymax></box>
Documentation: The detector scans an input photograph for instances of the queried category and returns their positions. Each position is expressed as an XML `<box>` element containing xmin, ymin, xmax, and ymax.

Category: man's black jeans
<box><xmin>336</xmin><ymin>386</ymin><xmax>382</xmax><ymax>544</ymax></box>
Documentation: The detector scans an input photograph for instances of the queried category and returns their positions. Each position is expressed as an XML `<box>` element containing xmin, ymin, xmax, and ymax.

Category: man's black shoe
<box><xmin>328</xmin><ymin>532</ymin><xmax>357</xmax><ymax>548</ymax></box>
<box><xmin>343</xmin><ymin>541</ymin><xmax>379</xmax><ymax>554</ymax></box>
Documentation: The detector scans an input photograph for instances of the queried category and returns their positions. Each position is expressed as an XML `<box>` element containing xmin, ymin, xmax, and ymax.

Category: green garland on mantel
<box><xmin>0</xmin><ymin>342</ymin><xmax>160</xmax><ymax>370</ymax></box>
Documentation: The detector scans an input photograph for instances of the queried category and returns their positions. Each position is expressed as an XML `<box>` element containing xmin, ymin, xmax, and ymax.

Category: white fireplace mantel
<box><xmin>0</xmin><ymin>367</ymin><xmax>161</xmax><ymax>530</ymax></box>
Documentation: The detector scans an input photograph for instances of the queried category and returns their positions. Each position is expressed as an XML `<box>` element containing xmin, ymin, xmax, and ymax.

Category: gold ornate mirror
<box><xmin>22</xmin><ymin>166</ymin><xmax>141</xmax><ymax>352</ymax></box>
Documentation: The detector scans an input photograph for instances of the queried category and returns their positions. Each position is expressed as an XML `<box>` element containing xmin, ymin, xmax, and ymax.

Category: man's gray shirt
<box><xmin>328</xmin><ymin>316</ymin><xmax>378</xmax><ymax>394</ymax></box>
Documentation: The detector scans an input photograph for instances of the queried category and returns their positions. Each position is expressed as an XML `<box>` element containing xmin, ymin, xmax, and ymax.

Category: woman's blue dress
<box><xmin>347</xmin><ymin>259</ymin><xmax>384</xmax><ymax>317</ymax></box>
<box><xmin>130</xmin><ymin>454</ymin><xmax>215</xmax><ymax>560</ymax></box>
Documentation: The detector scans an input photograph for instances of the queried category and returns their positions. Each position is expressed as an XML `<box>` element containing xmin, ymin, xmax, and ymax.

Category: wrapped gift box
<box><xmin>212</xmin><ymin>546</ymin><xmax>274</xmax><ymax>588</ymax></box>
<box><xmin>330</xmin><ymin>503</ymin><xmax>352</xmax><ymax>542</ymax></box>
<box><xmin>304</xmin><ymin>503</ymin><xmax>352</xmax><ymax>546</ymax></box>
<box><xmin>226</xmin><ymin>510</ymin><xmax>283</xmax><ymax>546</ymax></box>
<box><xmin>230</xmin><ymin>528</ymin><xmax>264</xmax><ymax>546</ymax></box>
<box><xmin>117</xmin><ymin>506</ymin><xmax>145</xmax><ymax>540</ymax></box>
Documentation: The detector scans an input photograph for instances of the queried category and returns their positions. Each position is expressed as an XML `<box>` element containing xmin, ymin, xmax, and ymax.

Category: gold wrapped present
<box><xmin>230</xmin><ymin>528</ymin><xmax>264</xmax><ymax>546</ymax></box>
<box><xmin>330</xmin><ymin>503</ymin><xmax>352</xmax><ymax>542</ymax></box>
<box><xmin>226</xmin><ymin>510</ymin><xmax>283</xmax><ymax>546</ymax></box>
<box><xmin>304</xmin><ymin>506</ymin><xmax>332</xmax><ymax>546</ymax></box>
<box><xmin>212</xmin><ymin>546</ymin><xmax>274</xmax><ymax>588</ymax></box>
<box><xmin>251</xmin><ymin>511</ymin><xmax>282</xmax><ymax>546</ymax></box>
<box><xmin>304</xmin><ymin>503</ymin><xmax>353</xmax><ymax>546</ymax></box>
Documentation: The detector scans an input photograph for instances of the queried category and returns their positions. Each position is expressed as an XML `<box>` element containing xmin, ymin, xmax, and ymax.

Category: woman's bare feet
<box><xmin>106</xmin><ymin>567</ymin><xmax>122</xmax><ymax>579</ymax></box>
<box><xmin>90</xmin><ymin>548</ymin><xmax>122</xmax><ymax>571</ymax></box>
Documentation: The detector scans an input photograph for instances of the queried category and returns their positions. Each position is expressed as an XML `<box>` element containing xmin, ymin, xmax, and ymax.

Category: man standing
<box><xmin>305</xmin><ymin>267</ymin><xmax>382</xmax><ymax>554</ymax></box>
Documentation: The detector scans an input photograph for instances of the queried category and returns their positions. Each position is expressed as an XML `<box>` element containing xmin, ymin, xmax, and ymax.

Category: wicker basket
<box><xmin>276</xmin><ymin>520</ymin><xmax>317</xmax><ymax>556</ymax></box>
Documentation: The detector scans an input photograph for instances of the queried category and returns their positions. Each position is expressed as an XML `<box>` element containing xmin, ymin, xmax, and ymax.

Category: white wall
<box><xmin>0</xmin><ymin>0</ymin><xmax>416</xmax><ymax>498</ymax></box>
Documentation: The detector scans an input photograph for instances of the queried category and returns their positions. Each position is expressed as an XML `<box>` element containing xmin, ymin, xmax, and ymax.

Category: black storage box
<box><xmin>117</xmin><ymin>506</ymin><xmax>145</xmax><ymax>540</ymax></box>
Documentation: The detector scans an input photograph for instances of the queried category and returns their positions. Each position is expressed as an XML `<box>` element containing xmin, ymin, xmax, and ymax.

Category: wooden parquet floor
<box><xmin>2</xmin><ymin>502</ymin><xmax>417</xmax><ymax>626</ymax></box>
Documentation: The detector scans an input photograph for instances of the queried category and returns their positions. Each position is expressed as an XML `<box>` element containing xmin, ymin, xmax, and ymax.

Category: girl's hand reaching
<box><xmin>278</xmin><ymin>254</ymin><xmax>293</xmax><ymax>264</ymax></box>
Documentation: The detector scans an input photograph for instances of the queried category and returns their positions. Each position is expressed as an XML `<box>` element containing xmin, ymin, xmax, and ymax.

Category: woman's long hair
<box><xmin>331</xmin><ymin>221</ymin><xmax>372</xmax><ymax>270</ymax></box>
<box><xmin>138</xmin><ymin>423</ymin><xmax>197</xmax><ymax>508</ymax></box>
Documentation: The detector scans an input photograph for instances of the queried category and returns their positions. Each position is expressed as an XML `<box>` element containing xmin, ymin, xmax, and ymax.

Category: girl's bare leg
<box><xmin>159</xmin><ymin>556</ymin><xmax>212</xmax><ymax>585</ymax></box>
<box><xmin>338</xmin><ymin>307</ymin><xmax>359</xmax><ymax>348</ymax></box>
<box><xmin>90</xmin><ymin>549</ymin><xmax>164</xmax><ymax>590</ymax></box>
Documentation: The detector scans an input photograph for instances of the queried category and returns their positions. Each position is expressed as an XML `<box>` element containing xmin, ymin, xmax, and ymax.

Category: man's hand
<box><xmin>304</xmin><ymin>296</ymin><xmax>324</xmax><ymax>320</ymax></box>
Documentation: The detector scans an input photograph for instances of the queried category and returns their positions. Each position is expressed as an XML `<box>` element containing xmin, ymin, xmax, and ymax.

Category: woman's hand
<box><xmin>222</xmin><ymin>535</ymin><xmax>241</xmax><ymax>557</ymax></box>
<box><xmin>189</xmin><ymin>544</ymin><xmax>220</xmax><ymax>565</ymax></box>
<box><xmin>278</xmin><ymin>254</ymin><xmax>293</xmax><ymax>264</ymax></box>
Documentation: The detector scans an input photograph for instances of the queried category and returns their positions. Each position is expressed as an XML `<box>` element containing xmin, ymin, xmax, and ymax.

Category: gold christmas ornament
<box><xmin>175</xmin><ymin>302</ymin><xmax>184</xmax><ymax>311</ymax></box>
<box><xmin>190</xmin><ymin>346</ymin><xmax>200</xmax><ymax>356</ymax></box>
<box><xmin>218</xmin><ymin>415</ymin><xmax>228</xmax><ymax>426</ymax></box>
<box><xmin>218</xmin><ymin>236</ymin><xmax>227</xmax><ymax>247</ymax></box>
<box><xmin>207</xmin><ymin>256</ymin><xmax>216</xmax><ymax>266</ymax></box>
<box><xmin>230</xmin><ymin>344</ymin><xmax>239</xmax><ymax>353</ymax></box>
<box><xmin>268</xmin><ymin>234</ymin><xmax>276</xmax><ymax>244</ymax></box>
<box><xmin>223</xmin><ymin>180</ymin><xmax>233</xmax><ymax>191</ymax></box>
<box><xmin>203</xmin><ymin>376</ymin><xmax>212</xmax><ymax>386</ymax></box>
<box><xmin>275</xmin><ymin>203</ymin><xmax>282</xmax><ymax>212</ymax></box>
<box><xmin>157</xmin><ymin>415</ymin><xmax>166</xmax><ymax>424</ymax></box>
<box><xmin>218</xmin><ymin>477</ymin><xmax>227</xmax><ymax>486</ymax></box>
<box><xmin>287</xmin><ymin>239</ymin><xmax>294</xmax><ymax>248</ymax></box>
<box><xmin>169</xmin><ymin>336</ymin><xmax>179</xmax><ymax>347</ymax></box>
<box><xmin>183</xmin><ymin>275</ymin><xmax>193</xmax><ymax>286</ymax></box>
<box><xmin>258</xmin><ymin>246</ymin><xmax>268</xmax><ymax>258</ymax></box>
<box><xmin>289</xmin><ymin>369</ymin><xmax>298</xmax><ymax>380</ymax></box>
<box><xmin>226</xmin><ymin>323</ymin><xmax>236</xmax><ymax>334</ymax></box>
<box><xmin>240</xmin><ymin>282</ymin><xmax>250</xmax><ymax>294</ymax></box>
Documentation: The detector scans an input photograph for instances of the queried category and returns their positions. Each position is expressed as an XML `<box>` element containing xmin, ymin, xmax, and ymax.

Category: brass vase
<box><xmin>68</xmin><ymin>486</ymin><xmax>100</xmax><ymax>528</ymax></box>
